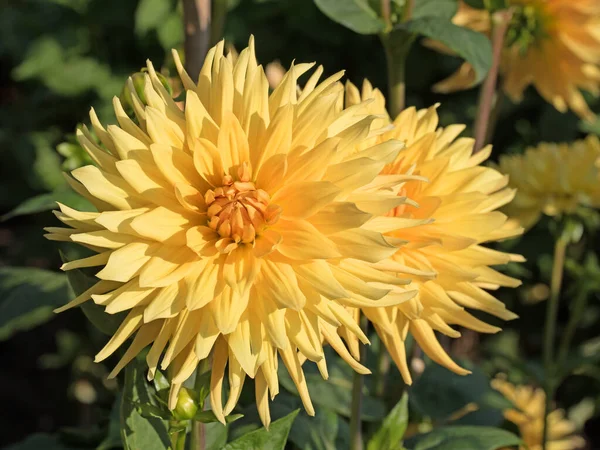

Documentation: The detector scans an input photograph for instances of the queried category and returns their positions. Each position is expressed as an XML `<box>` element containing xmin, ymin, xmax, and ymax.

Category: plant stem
<box><xmin>381</xmin><ymin>32</ymin><xmax>414</xmax><ymax>118</ymax></box>
<box><xmin>373</xmin><ymin>344</ymin><xmax>390</xmax><ymax>397</ymax></box>
<box><xmin>183</xmin><ymin>0</ymin><xmax>211</xmax><ymax>82</ymax></box>
<box><xmin>557</xmin><ymin>288</ymin><xmax>589</xmax><ymax>374</ymax></box>
<box><xmin>473</xmin><ymin>9</ymin><xmax>513</xmax><ymax>153</ymax></box>
<box><xmin>210</xmin><ymin>0</ymin><xmax>228</xmax><ymax>47</ymax></box>
<box><xmin>349</xmin><ymin>317</ymin><xmax>368</xmax><ymax>450</ymax></box>
<box><xmin>542</xmin><ymin>235</ymin><xmax>568</xmax><ymax>450</ymax></box>
<box><xmin>190</xmin><ymin>358</ymin><xmax>210</xmax><ymax>450</ymax></box>
<box><xmin>170</xmin><ymin>426</ymin><xmax>187</xmax><ymax>450</ymax></box>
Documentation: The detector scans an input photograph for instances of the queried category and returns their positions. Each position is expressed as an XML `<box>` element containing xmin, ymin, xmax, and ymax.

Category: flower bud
<box><xmin>173</xmin><ymin>387</ymin><xmax>198</xmax><ymax>420</ymax></box>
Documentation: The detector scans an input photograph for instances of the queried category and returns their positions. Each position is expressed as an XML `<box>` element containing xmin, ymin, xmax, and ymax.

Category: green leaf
<box><xmin>405</xmin><ymin>426</ymin><xmax>521</xmax><ymax>450</ymax></box>
<box><xmin>0</xmin><ymin>267</ymin><xmax>69</xmax><ymax>341</ymax></box>
<box><xmin>13</xmin><ymin>37</ymin><xmax>119</xmax><ymax>97</ymax></box>
<box><xmin>135</xmin><ymin>0</ymin><xmax>173</xmax><ymax>35</ymax></box>
<box><xmin>156</xmin><ymin>12</ymin><xmax>183</xmax><ymax>50</ymax></box>
<box><xmin>462</xmin><ymin>0</ymin><xmax>485</xmax><ymax>9</ymax></box>
<box><xmin>4</xmin><ymin>434</ymin><xmax>87</xmax><ymax>450</ymax></box>
<box><xmin>204</xmin><ymin>421</ymin><xmax>229</xmax><ymax>450</ymax></box>
<box><xmin>400</xmin><ymin>17</ymin><xmax>492</xmax><ymax>84</ymax></box>
<box><xmin>2</xmin><ymin>188</ymin><xmax>92</xmax><ymax>221</ymax></box>
<box><xmin>367</xmin><ymin>393</ymin><xmax>409</xmax><ymax>450</ymax></box>
<box><xmin>194</xmin><ymin>410</ymin><xmax>243</xmax><ymax>424</ymax></box>
<box><xmin>222</xmin><ymin>410</ymin><xmax>299</xmax><ymax>450</ymax></box>
<box><xmin>97</xmin><ymin>394</ymin><xmax>123</xmax><ymax>450</ymax></box>
<box><xmin>229</xmin><ymin>393</ymin><xmax>344</xmax><ymax>450</ymax></box>
<box><xmin>412</xmin><ymin>0</ymin><xmax>458</xmax><ymax>21</ymax></box>
<box><xmin>135</xmin><ymin>403</ymin><xmax>172</xmax><ymax>420</ymax></box>
<box><xmin>61</xmin><ymin>256</ymin><xmax>124</xmax><ymax>336</ymax></box>
<box><xmin>278</xmin><ymin>359</ymin><xmax>385</xmax><ymax>422</ymax></box>
<box><xmin>291</xmin><ymin>408</ymin><xmax>341</xmax><ymax>450</ymax></box>
<box><xmin>121</xmin><ymin>359</ymin><xmax>170</xmax><ymax>450</ymax></box>
<box><xmin>314</xmin><ymin>0</ymin><xmax>386</xmax><ymax>34</ymax></box>
<box><xmin>409</xmin><ymin>362</ymin><xmax>504</xmax><ymax>427</ymax></box>
<box><xmin>581</xmin><ymin>116</ymin><xmax>600</xmax><ymax>136</ymax></box>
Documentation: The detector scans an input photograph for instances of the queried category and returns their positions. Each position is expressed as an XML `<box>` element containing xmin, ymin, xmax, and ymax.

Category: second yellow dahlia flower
<box><xmin>44</xmin><ymin>39</ymin><xmax>426</xmax><ymax>426</ymax></box>
<box><xmin>499</xmin><ymin>135</ymin><xmax>600</xmax><ymax>229</ymax></box>
<box><xmin>492</xmin><ymin>378</ymin><xmax>585</xmax><ymax>450</ymax></box>
<box><xmin>345</xmin><ymin>81</ymin><xmax>523</xmax><ymax>383</ymax></box>
<box><xmin>432</xmin><ymin>0</ymin><xmax>600</xmax><ymax>120</ymax></box>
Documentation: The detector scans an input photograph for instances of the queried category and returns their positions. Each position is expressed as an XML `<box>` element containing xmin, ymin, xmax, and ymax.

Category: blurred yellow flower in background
<box><xmin>432</xmin><ymin>0</ymin><xmax>600</xmax><ymax>120</ymax></box>
<box><xmin>345</xmin><ymin>81</ymin><xmax>523</xmax><ymax>383</ymax></box>
<box><xmin>492</xmin><ymin>378</ymin><xmax>585</xmax><ymax>450</ymax></box>
<box><xmin>45</xmin><ymin>38</ymin><xmax>425</xmax><ymax>426</ymax></box>
<box><xmin>499</xmin><ymin>135</ymin><xmax>600</xmax><ymax>229</ymax></box>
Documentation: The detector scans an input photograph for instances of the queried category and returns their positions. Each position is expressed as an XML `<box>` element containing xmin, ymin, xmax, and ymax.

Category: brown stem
<box><xmin>183</xmin><ymin>0</ymin><xmax>211</xmax><ymax>83</ymax></box>
<box><xmin>381</xmin><ymin>0</ymin><xmax>392</xmax><ymax>29</ymax></box>
<box><xmin>402</xmin><ymin>0</ymin><xmax>414</xmax><ymax>22</ymax></box>
<box><xmin>473</xmin><ymin>9</ymin><xmax>513</xmax><ymax>153</ymax></box>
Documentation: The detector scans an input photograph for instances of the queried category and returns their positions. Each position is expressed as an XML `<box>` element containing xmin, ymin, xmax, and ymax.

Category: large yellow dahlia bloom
<box><xmin>499</xmin><ymin>135</ymin><xmax>600</xmax><ymax>229</ymax></box>
<box><xmin>345</xmin><ymin>81</ymin><xmax>522</xmax><ymax>383</ymax></box>
<box><xmin>492</xmin><ymin>378</ymin><xmax>585</xmax><ymax>450</ymax></box>
<box><xmin>45</xmin><ymin>39</ymin><xmax>425</xmax><ymax>426</ymax></box>
<box><xmin>432</xmin><ymin>0</ymin><xmax>600</xmax><ymax>120</ymax></box>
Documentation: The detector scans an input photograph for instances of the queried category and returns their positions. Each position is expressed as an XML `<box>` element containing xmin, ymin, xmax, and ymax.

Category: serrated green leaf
<box><xmin>405</xmin><ymin>426</ymin><xmax>521</xmax><ymax>450</ymax></box>
<box><xmin>0</xmin><ymin>267</ymin><xmax>69</xmax><ymax>341</ymax></box>
<box><xmin>121</xmin><ymin>359</ymin><xmax>170</xmax><ymax>450</ymax></box>
<box><xmin>135</xmin><ymin>0</ymin><xmax>173</xmax><ymax>35</ymax></box>
<box><xmin>222</xmin><ymin>410</ymin><xmax>299</xmax><ymax>450</ymax></box>
<box><xmin>367</xmin><ymin>393</ymin><xmax>409</xmax><ymax>450</ymax></box>
<box><xmin>400</xmin><ymin>17</ymin><xmax>492</xmax><ymax>84</ymax></box>
<box><xmin>314</xmin><ymin>0</ymin><xmax>386</xmax><ymax>34</ymax></box>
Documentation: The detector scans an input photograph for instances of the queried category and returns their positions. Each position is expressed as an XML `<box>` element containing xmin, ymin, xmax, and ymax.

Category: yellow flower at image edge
<box><xmin>345</xmin><ymin>81</ymin><xmax>523</xmax><ymax>383</ymax></box>
<box><xmin>492</xmin><ymin>378</ymin><xmax>585</xmax><ymax>450</ymax></box>
<box><xmin>431</xmin><ymin>0</ymin><xmax>600</xmax><ymax>120</ymax></box>
<box><xmin>499</xmin><ymin>135</ymin><xmax>600</xmax><ymax>230</ymax></box>
<box><xmin>45</xmin><ymin>38</ymin><xmax>427</xmax><ymax>426</ymax></box>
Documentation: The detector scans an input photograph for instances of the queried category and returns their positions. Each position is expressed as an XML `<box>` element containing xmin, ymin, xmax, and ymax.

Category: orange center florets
<box><xmin>205</xmin><ymin>164</ymin><xmax>280</xmax><ymax>245</ymax></box>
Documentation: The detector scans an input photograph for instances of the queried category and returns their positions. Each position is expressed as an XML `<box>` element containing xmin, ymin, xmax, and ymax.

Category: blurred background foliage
<box><xmin>1</xmin><ymin>0</ymin><xmax>600</xmax><ymax>448</ymax></box>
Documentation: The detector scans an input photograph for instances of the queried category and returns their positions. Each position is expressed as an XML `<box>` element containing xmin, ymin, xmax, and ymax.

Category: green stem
<box><xmin>170</xmin><ymin>426</ymin><xmax>187</xmax><ymax>450</ymax></box>
<box><xmin>210</xmin><ymin>0</ymin><xmax>228</xmax><ymax>46</ymax></box>
<box><xmin>542</xmin><ymin>235</ymin><xmax>568</xmax><ymax>450</ymax></box>
<box><xmin>349</xmin><ymin>317</ymin><xmax>368</xmax><ymax>450</ymax></box>
<box><xmin>373</xmin><ymin>344</ymin><xmax>390</xmax><ymax>398</ymax></box>
<box><xmin>190</xmin><ymin>358</ymin><xmax>211</xmax><ymax>450</ymax></box>
<box><xmin>557</xmin><ymin>288</ymin><xmax>589</xmax><ymax>374</ymax></box>
<box><xmin>380</xmin><ymin>32</ymin><xmax>414</xmax><ymax>118</ymax></box>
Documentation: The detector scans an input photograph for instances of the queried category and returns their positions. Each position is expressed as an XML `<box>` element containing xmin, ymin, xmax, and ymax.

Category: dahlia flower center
<box><xmin>505</xmin><ymin>4</ymin><xmax>551</xmax><ymax>54</ymax></box>
<box><xmin>205</xmin><ymin>164</ymin><xmax>280</xmax><ymax>244</ymax></box>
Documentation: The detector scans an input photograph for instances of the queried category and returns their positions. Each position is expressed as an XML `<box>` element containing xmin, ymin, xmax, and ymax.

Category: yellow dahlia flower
<box><xmin>45</xmin><ymin>38</ymin><xmax>425</xmax><ymax>426</ymax></box>
<box><xmin>432</xmin><ymin>0</ymin><xmax>600</xmax><ymax>120</ymax></box>
<box><xmin>499</xmin><ymin>135</ymin><xmax>600</xmax><ymax>229</ymax></box>
<box><xmin>345</xmin><ymin>80</ymin><xmax>523</xmax><ymax>383</ymax></box>
<box><xmin>492</xmin><ymin>378</ymin><xmax>585</xmax><ymax>450</ymax></box>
